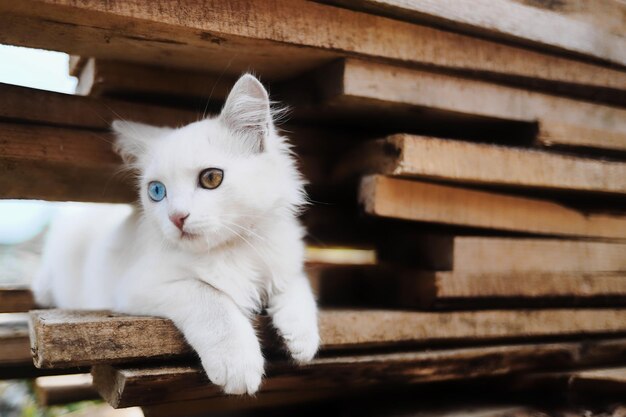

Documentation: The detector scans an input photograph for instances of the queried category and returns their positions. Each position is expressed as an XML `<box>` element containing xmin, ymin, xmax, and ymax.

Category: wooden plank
<box><xmin>0</xmin><ymin>286</ymin><xmax>36</xmax><ymax>313</ymax></box>
<box><xmin>68</xmin><ymin>55</ymin><xmax>87</xmax><ymax>77</ymax></box>
<box><xmin>514</xmin><ymin>367</ymin><xmax>626</xmax><ymax>398</ymax></box>
<box><xmin>359</xmin><ymin>176</ymin><xmax>626</xmax><ymax>239</ymax></box>
<box><xmin>311</xmin><ymin>266</ymin><xmax>626</xmax><ymax>309</ymax></box>
<box><xmin>536</xmin><ymin>121</ymin><xmax>626</xmax><ymax>151</ymax></box>
<box><xmin>75</xmin><ymin>58</ymin><xmax>234</xmax><ymax>102</ymax></box>
<box><xmin>30</xmin><ymin>309</ymin><xmax>626</xmax><ymax>368</ymax></box>
<box><xmin>448</xmin><ymin>237</ymin><xmax>626</xmax><ymax>273</ymax></box>
<box><xmin>315</xmin><ymin>0</ymin><xmax>626</xmax><ymax>66</ymax></box>
<box><xmin>142</xmin><ymin>391</ymin><xmax>336</xmax><ymax>417</ymax></box>
<box><xmin>1</xmin><ymin>1</ymin><xmax>625</xmax><ymax>105</ymax></box>
<box><xmin>379</xmin><ymin>235</ymin><xmax>626</xmax><ymax>273</ymax></box>
<box><xmin>338</xmin><ymin>134</ymin><xmax>626</xmax><ymax>194</ymax></box>
<box><xmin>0</xmin><ymin>313</ymin><xmax>31</xmax><ymax>366</ymax></box>
<box><xmin>0</xmin><ymin>82</ymin><xmax>198</xmax><ymax>130</ymax></box>
<box><xmin>513</xmin><ymin>0</ymin><xmax>625</xmax><ymax>37</ymax></box>
<box><xmin>0</xmin><ymin>123</ymin><xmax>134</xmax><ymax>202</ymax></box>
<box><xmin>92</xmin><ymin>339</ymin><xmax>626</xmax><ymax>407</ymax></box>
<box><xmin>311</xmin><ymin>59</ymin><xmax>626</xmax><ymax>151</ymax></box>
<box><xmin>35</xmin><ymin>373</ymin><xmax>99</xmax><ymax>406</ymax></box>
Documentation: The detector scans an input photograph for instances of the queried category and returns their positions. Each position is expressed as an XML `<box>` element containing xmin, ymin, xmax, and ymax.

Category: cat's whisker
<box><xmin>221</xmin><ymin>219</ymin><xmax>275</xmax><ymax>247</ymax></box>
<box><xmin>220</xmin><ymin>223</ymin><xmax>277</xmax><ymax>281</ymax></box>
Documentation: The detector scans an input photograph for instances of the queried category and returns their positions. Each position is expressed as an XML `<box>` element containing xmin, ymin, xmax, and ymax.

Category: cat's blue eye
<box><xmin>148</xmin><ymin>181</ymin><xmax>166</xmax><ymax>202</ymax></box>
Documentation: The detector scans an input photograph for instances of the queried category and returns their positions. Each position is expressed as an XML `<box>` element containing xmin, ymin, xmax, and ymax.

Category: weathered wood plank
<box><xmin>0</xmin><ymin>313</ymin><xmax>30</xmax><ymax>366</ymax></box>
<box><xmin>0</xmin><ymin>82</ymin><xmax>198</xmax><ymax>131</ymax></box>
<box><xmin>315</xmin><ymin>0</ymin><xmax>626</xmax><ymax>66</ymax></box>
<box><xmin>92</xmin><ymin>339</ymin><xmax>626</xmax><ymax>407</ymax></box>
<box><xmin>30</xmin><ymin>309</ymin><xmax>626</xmax><ymax>368</ymax></box>
<box><xmin>338</xmin><ymin>134</ymin><xmax>626</xmax><ymax>194</ymax></box>
<box><xmin>142</xmin><ymin>391</ymin><xmax>337</xmax><ymax>417</ymax></box>
<box><xmin>514</xmin><ymin>367</ymin><xmax>626</xmax><ymax>398</ymax></box>
<box><xmin>1</xmin><ymin>0</ymin><xmax>625</xmax><ymax>105</ymax></box>
<box><xmin>0</xmin><ymin>123</ymin><xmax>134</xmax><ymax>202</ymax></box>
<box><xmin>311</xmin><ymin>266</ymin><xmax>626</xmax><ymax>309</ymax></box>
<box><xmin>379</xmin><ymin>235</ymin><xmax>626</xmax><ymax>273</ymax></box>
<box><xmin>311</xmin><ymin>59</ymin><xmax>626</xmax><ymax>151</ymax></box>
<box><xmin>75</xmin><ymin>58</ymin><xmax>234</xmax><ymax>102</ymax></box>
<box><xmin>536</xmin><ymin>121</ymin><xmax>626</xmax><ymax>151</ymax></box>
<box><xmin>0</xmin><ymin>286</ymin><xmax>36</xmax><ymax>313</ymax></box>
<box><xmin>35</xmin><ymin>373</ymin><xmax>99</xmax><ymax>406</ymax></box>
<box><xmin>360</xmin><ymin>176</ymin><xmax>626</xmax><ymax>239</ymax></box>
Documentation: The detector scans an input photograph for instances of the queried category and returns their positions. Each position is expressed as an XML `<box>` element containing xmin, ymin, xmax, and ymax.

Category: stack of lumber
<box><xmin>1</xmin><ymin>0</ymin><xmax>625</xmax><ymax>415</ymax></box>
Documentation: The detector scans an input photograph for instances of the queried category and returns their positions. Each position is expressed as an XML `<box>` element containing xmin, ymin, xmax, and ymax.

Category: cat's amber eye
<box><xmin>199</xmin><ymin>168</ymin><xmax>224</xmax><ymax>189</ymax></box>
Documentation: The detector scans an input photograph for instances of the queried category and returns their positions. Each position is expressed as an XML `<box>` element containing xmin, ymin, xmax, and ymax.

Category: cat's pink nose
<box><xmin>169</xmin><ymin>212</ymin><xmax>189</xmax><ymax>231</ymax></box>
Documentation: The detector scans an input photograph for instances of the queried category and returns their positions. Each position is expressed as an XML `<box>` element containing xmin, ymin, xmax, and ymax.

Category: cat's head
<box><xmin>112</xmin><ymin>74</ymin><xmax>305</xmax><ymax>251</ymax></box>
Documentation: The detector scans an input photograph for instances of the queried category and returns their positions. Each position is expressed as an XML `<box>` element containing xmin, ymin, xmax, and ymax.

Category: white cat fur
<box><xmin>32</xmin><ymin>74</ymin><xmax>320</xmax><ymax>395</ymax></box>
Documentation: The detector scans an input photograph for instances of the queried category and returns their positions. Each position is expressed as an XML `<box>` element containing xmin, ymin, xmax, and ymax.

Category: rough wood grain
<box><xmin>30</xmin><ymin>309</ymin><xmax>626</xmax><ymax>368</ymax></box>
<box><xmin>75</xmin><ymin>58</ymin><xmax>234</xmax><ymax>102</ymax></box>
<box><xmin>0</xmin><ymin>314</ymin><xmax>31</xmax><ymax>366</ymax></box>
<box><xmin>92</xmin><ymin>339</ymin><xmax>626</xmax><ymax>407</ymax></box>
<box><xmin>142</xmin><ymin>391</ymin><xmax>336</xmax><ymax>417</ymax></box>
<box><xmin>35</xmin><ymin>373</ymin><xmax>99</xmax><ymax>406</ymax></box>
<box><xmin>360</xmin><ymin>176</ymin><xmax>626</xmax><ymax>239</ymax></box>
<box><xmin>536</xmin><ymin>121</ymin><xmax>626</xmax><ymax>151</ymax></box>
<box><xmin>337</xmin><ymin>134</ymin><xmax>626</xmax><ymax>194</ymax></box>
<box><xmin>311</xmin><ymin>266</ymin><xmax>626</xmax><ymax>309</ymax></box>
<box><xmin>0</xmin><ymin>286</ymin><xmax>36</xmax><ymax>313</ymax></box>
<box><xmin>1</xmin><ymin>0</ymin><xmax>625</xmax><ymax>105</ymax></box>
<box><xmin>0</xmin><ymin>82</ymin><xmax>199</xmax><ymax>130</ymax></box>
<box><xmin>515</xmin><ymin>366</ymin><xmax>626</xmax><ymax>397</ymax></box>
<box><xmin>315</xmin><ymin>0</ymin><xmax>626</xmax><ymax>66</ymax></box>
<box><xmin>0</xmin><ymin>123</ymin><xmax>134</xmax><ymax>202</ymax></box>
<box><xmin>380</xmin><ymin>235</ymin><xmax>626</xmax><ymax>273</ymax></box>
<box><xmin>314</xmin><ymin>60</ymin><xmax>626</xmax><ymax>151</ymax></box>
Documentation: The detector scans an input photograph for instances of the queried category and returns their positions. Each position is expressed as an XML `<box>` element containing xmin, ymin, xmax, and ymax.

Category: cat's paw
<box><xmin>200</xmin><ymin>338</ymin><xmax>264</xmax><ymax>395</ymax></box>
<box><xmin>282</xmin><ymin>320</ymin><xmax>320</xmax><ymax>363</ymax></box>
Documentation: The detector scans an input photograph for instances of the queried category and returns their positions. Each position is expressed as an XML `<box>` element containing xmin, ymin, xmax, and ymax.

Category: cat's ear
<box><xmin>219</xmin><ymin>74</ymin><xmax>271</xmax><ymax>153</ymax></box>
<box><xmin>112</xmin><ymin>120</ymin><xmax>171</xmax><ymax>165</ymax></box>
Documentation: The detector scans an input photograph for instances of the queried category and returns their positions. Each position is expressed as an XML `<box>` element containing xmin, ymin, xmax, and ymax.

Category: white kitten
<box><xmin>32</xmin><ymin>74</ymin><xmax>320</xmax><ymax>395</ymax></box>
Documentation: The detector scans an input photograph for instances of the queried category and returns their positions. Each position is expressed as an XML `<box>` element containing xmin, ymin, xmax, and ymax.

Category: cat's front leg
<box><xmin>267</xmin><ymin>273</ymin><xmax>319</xmax><ymax>362</ymax></box>
<box><xmin>158</xmin><ymin>279</ymin><xmax>264</xmax><ymax>394</ymax></box>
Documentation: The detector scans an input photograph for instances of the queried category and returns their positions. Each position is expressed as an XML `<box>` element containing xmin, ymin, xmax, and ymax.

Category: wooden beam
<box><xmin>0</xmin><ymin>286</ymin><xmax>36</xmax><ymax>313</ymax></box>
<box><xmin>75</xmin><ymin>58</ymin><xmax>234</xmax><ymax>102</ymax></box>
<box><xmin>514</xmin><ymin>367</ymin><xmax>626</xmax><ymax>398</ymax></box>
<box><xmin>142</xmin><ymin>391</ymin><xmax>337</xmax><ymax>417</ymax></box>
<box><xmin>536</xmin><ymin>121</ymin><xmax>626</xmax><ymax>152</ymax></box>
<box><xmin>310</xmin><ymin>59</ymin><xmax>626</xmax><ymax>151</ymax></box>
<box><xmin>35</xmin><ymin>373</ymin><xmax>99</xmax><ymax>406</ymax></box>
<box><xmin>0</xmin><ymin>82</ymin><xmax>199</xmax><ymax>131</ymax></box>
<box><xmin>0</xmin><ymin>123</ymin><xmax>134</xmax><ymax>202</ymax></box>
<box><xmin>1</xmin><ymin>0</ymin><xmax>625</xmax><ymax>105</ymax></box>
<box><xmin>30</xmin><ymin>309</ymin><xmax>626</xmax><ymax>369</ymax></box>
<box><xmin>359</xmin><ymin>176</ymin><xmax>626</xmax><ymax>239</ymax></box>
<box><xmin>315</xmin><ymin>0</ymin><xmax>626</xmax><ymax>66</ymax></box>
<box><xmin>92</xmin><ymin>339</ymin><xmax>626</xmax><ymax>407</ymax></box>
<box><xmin>338</xmin><ymin>134</ymin><xmax>626</xmax><ymax>194</ymax></box>
<box><xmin>378</xmin><ymin>235</ymin><xmax>626</xmax><ymax>273</ymax></box>
<box><xmin>0</xmin><ymin>314</ymin><xmax>31</xmax><ymax>366</ymax></box>
<box><xmin>312</xmin><ymin>266</ymin><xmax>626</xmax><ymax>309</ymax></box>
<box><xmin>0</xmin><ymin>314</ymin><xmax>89</xmax><ymax>379</ymax></box>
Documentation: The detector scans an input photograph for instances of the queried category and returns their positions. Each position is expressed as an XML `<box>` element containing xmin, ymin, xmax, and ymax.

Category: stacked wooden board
<box><xmin>1</xmin><ymin>0</ymin><xmax>626</xmax><ymax>415</ymax></box>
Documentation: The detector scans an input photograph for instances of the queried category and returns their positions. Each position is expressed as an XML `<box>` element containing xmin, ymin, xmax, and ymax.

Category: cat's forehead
<box><xmin>146</xmin><ymin>120</ymin><xmax>233</xmax><ymax>175</ymax></box>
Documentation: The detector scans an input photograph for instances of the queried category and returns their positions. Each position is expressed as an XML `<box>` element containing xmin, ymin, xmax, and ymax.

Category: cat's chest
<box><xmin>181</xmin><ymin>249</ymin><xmax>268</xmax><ymax>312</ymax></box>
